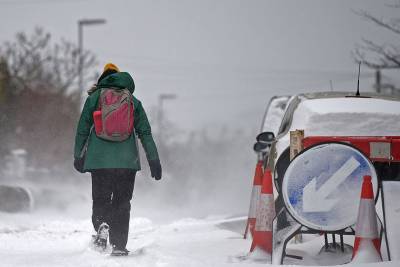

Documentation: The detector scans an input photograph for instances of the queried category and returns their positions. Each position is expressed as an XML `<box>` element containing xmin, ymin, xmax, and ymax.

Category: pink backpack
<box><xmin>93</xmin><ymin>87</ymin><xmax>134</xmax><ymax>142</ymax></box>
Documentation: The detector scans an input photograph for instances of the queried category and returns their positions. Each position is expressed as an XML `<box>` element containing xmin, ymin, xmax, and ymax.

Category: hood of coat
<box><xmin>97</xmin><ymin>72</ymin><xmax>135</xmax><ymax>94</ymax></box>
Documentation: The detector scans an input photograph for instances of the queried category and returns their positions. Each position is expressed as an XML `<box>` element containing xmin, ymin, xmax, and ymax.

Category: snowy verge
<box><xmin>0</xmin><ymin>214</ymin><xmax>399</xmax><ymax>267</ymax></box>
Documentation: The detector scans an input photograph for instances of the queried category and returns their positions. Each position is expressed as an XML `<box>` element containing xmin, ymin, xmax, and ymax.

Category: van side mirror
<box><xmin>253</xmin><ymin>142</ymin><xmax>269</xmax><ymax>153</ymax></box>
<box><xmin>257</xmin><ymin>131</ymin><xmax>275</xmax><ymax>144</ymax></box>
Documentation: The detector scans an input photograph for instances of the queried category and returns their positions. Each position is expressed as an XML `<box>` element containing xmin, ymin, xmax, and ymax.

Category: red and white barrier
<box><xmin>250</xmin><ymin>167</ymin><xmax>275</xmax><ymax>254</ymax></box>
<box><xmin>244</xmin><ymin>161</ymin><xmax>263</xmax><ymax>239</ymax></box>
<box><xmin>352</xmin><ymin>175</ymin><xmax>382</xmax><ymax>263</ymax></box>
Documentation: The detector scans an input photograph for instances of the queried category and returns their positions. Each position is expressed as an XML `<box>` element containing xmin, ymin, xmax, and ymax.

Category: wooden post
<box><xmin>290</xmin><ymin>129</ymin><xmax>305</xmax><ymax>243</ymax></box>
<box><xmin>290</xmin><ymin>129</ymin><xmax>304</xmax><ymax>161</ymax></box>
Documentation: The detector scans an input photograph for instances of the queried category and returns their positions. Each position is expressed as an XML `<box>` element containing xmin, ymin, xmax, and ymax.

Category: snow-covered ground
<box><xmin>0</xmin><ymin>212</ymin><xmax>250</xmax><ymax>267</ymax></box>
<box><xmin>0</xmin><ymin>170</ymin><xmax>399</xmax><ymax>266</ymax></box>
<box><xmin>0</xmin><ymin>209</ymin><xmax>399</xmax><ymax>267</ymax></box>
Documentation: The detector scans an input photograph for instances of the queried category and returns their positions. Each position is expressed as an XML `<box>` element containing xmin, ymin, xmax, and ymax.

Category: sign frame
<box><xmin>281</xmin><ymin>141</ymin><xmax>378</xmax><ymax>232</ymax></box>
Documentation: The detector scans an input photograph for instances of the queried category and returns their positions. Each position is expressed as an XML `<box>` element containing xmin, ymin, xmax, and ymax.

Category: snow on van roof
<box><xmin>302</xmin><ymin>97</ymin><xmax>400</xmax><ymax>114</ymax></box>
<box><xmin>289</xmin><ymin>97</ymin><xmax>400</xmax><ymax>136</ymax></box>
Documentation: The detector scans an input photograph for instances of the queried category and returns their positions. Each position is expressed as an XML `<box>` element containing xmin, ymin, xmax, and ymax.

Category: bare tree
<box><xmin>353</xmin><ymin>3</ymin><xmax>400</xmax><ymax>69</ymax></box>
<box><xmin>0</xmin><ymin>59</ymin><xmax>13</xmax><ymax>165</ymax></box>
<box><xmin>0</xmin><ymin>28</ymin><xmax>98</xmax><ymax>170</ymax></box>
<box><xmin>0</xmin><ymin>27</ymin><xmax>96</xmax><ymax>97</ymax></box>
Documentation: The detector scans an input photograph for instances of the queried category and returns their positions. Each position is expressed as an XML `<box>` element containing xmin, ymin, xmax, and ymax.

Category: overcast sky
<box><xmin>0</xmin><ymin>0</ymin><xmax>398</xmax><ymax>133</ymax></box>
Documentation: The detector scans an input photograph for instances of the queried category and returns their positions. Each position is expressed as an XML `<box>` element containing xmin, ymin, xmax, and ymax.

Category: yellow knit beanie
<box><xmin>103</xmin><ymin>63</ymin><xmax>120</xmax><ymax>73</ymax></box>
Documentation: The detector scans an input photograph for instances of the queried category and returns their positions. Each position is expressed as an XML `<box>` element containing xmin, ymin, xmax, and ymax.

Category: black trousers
<box><xmin>91</xmin><ymin>169</ymin><xmax>136</xmax><ymax>249</ymax></box>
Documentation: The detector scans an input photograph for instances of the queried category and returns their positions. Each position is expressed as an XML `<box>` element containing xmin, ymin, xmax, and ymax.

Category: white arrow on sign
<box><xmin>303</xmin><ymin>156</ymin><xmax>360</xmax><ymax>213</ymax></box>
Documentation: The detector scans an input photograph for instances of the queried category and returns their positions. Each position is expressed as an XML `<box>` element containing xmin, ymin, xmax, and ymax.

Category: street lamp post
<box><xmin>77</xmin><ymin>18</ymin><xmax>106</xmax><ymax>93</ymax></box>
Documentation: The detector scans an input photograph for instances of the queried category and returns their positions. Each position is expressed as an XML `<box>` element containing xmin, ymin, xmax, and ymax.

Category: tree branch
<box><xmin>0</xmin><ymin>27</ymin><xmax>97</xmax><ymax>95</ymax></box>
<box><xmin>354</xmin><ymin>9</ymin><xmax>400</xmax><ymax>35</ymax></box>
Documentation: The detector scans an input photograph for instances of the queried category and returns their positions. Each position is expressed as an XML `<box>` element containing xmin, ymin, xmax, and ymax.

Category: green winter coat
<box><xmin>73</xmin><ymin>72</ymin><xmax>159</xmax><ymax>171</ymax></box>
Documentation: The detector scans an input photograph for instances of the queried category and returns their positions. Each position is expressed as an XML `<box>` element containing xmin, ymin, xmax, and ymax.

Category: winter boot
<box><xmin>111</xmin><ymin>246</ymin><xmax>130</xmax><ymax>256</ymax></box>
<box><xmin>93</xmin><ymin>222</ymin><xmax>109</xmax><ymax>250</ymax></box>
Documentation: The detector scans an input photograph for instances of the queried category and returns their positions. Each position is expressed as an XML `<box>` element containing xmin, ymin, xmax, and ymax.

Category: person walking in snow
<box><xmin>73</xmin><ymin>63</ymin><xmax>162</xmax><ymax>256</ymax></box>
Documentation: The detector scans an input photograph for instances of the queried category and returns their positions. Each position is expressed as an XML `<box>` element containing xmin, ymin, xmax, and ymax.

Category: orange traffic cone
<box><xmin>250</xmin><ymin>167</ymin><xmax>275</xmax><ymax>253</ymax></box>
<box><xmin>352</xmin><ymin>175</ymin><xmax>382</xmax><ymax>263</ymax></box>
<box><xmin>244</xmin><ymin>161</ymin><xmax>264</xmax><ymax>239</ymax></box>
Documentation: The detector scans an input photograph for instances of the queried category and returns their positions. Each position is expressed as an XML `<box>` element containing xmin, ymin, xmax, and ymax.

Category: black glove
<box><xmin>74</xmin><ymin>157</ymin><xmax>85</xmax><ymax>173</ymax></box>
<box><xmin>149</xmin><ymin>159</ymin><xmax>162</xmax><ymax>180</ymax></box>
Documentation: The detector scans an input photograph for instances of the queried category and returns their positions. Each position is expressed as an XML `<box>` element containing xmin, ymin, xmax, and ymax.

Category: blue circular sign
<box><xmin>282</xmin><ymin>143</ymin><xmax>378</xmax><ymax>231</ymax></box>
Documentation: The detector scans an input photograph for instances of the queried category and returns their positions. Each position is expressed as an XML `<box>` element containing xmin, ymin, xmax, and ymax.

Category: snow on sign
<box><xmin>282</xmin><ymin>143</ymin><xmax>378</xmax><ymax>231</ymax></box>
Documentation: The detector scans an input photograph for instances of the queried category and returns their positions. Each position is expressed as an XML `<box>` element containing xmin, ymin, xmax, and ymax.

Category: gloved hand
<box><xmin>149</xmin><ymin>159</ymin><xmax>162</xmax><ymax>180</ymax></box>
<box><xmin>74</xmin><ymin>157</ymin><xmax>85</xmax><ymax>173</ymax></box>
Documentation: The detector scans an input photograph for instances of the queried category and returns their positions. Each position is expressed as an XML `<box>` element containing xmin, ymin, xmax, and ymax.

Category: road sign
<box><xmin>282</xmin><ymin>143</ymin><xmax>378</xmax><ymax>231</ymax></box>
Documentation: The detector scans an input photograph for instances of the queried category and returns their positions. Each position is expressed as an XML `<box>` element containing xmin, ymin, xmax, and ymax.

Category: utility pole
<box><xmin>77</xmin><ymin>18</ymin><xmax>106</xmax><ymax>94</ymax></box>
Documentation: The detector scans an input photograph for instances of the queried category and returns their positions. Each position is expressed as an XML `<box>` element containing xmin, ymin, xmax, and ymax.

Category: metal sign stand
<box><xmin>273</xmin><ymin>141</ymin><xmax>384</xmax><ymax>265</ymax></box>
<box><xmin>272</xmin><ymin>210</ymin><xmax>358</xmax><ymax>265</ymax></box>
